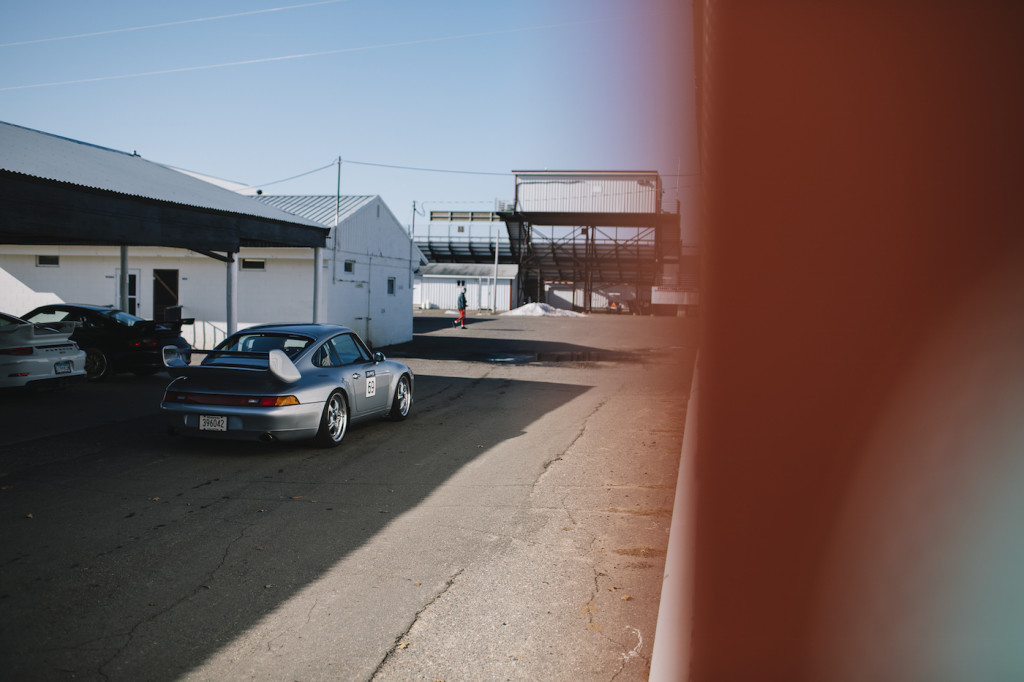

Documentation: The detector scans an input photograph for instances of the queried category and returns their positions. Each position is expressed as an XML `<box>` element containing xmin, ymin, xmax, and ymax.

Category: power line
<box><xmin>247</xmin><ymin>158</ymin><xmax>510</xmax><ymax>191</ymax></box>
<box><xmin>0</xmin><ymin>15</ymin><xmax>644</xmax><ymax>92</ymax></box>
<box><xmin>0</xmin><ymin>0</ymin><xmax>349</xmax><ymax>48</ymax></box>
<box><xmin>342</xmin><ymin>158</ymin><xmax>510</xmax><ymax>177</ymax></box>
<box><xmin>249</xmin><ymin>161</ymin><xmax>337</xmax><ymax>189</ymax></box>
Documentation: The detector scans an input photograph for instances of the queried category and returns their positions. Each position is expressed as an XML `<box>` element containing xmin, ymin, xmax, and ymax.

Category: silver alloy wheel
<box><xmin>390</xmin><ymin>375</ymin><xmax>412</xmax><ymax>420</ymax></box>
<box><xmin>315</xmin><ymin>390</ymin><xmax>348</xmax><ymax>447</ymax></box>
<box><xmin>326</xmin><ymin>392</ymin><xmax>347</xmax><ymax>441</ymax></box>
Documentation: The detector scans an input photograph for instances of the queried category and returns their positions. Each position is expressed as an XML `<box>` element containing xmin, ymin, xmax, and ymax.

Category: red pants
<box><xmin>456</xmin><ymin>309</ymin><xmax>466</xmax><ymax>326</ymax></box>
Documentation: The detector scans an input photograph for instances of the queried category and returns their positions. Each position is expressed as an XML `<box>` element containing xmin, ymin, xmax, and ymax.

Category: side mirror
<box><xmin>373</xmin><ymin>351</ymin><xmax>386</xmax><ymax>363</ymax></box>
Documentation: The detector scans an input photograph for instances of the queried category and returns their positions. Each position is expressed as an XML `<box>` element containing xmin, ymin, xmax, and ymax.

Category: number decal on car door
<box><xmin>365</xmin><ymin>369</ymin><xmax>376</xmax><ymax>398</ymax></box>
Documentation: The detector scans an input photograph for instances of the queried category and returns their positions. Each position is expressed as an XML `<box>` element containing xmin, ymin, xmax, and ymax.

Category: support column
<box><xmin>119</xmin><ymin>245</ymin><xmax>129</xmax><ymax>313</ymax></box>
<box><xmin>492</xmin><ymin>224</ymin><xmax>500</xmax><ymax>311</ymax></box>
<box><xmin>312</xmin><ymin>246</ymin><xmax>324</xmax><ymax>323</ymax></box>
<box><xmin>226</xmin><ymin>253</ymin><xmax>238</xmax><ymax>335</ymax></box>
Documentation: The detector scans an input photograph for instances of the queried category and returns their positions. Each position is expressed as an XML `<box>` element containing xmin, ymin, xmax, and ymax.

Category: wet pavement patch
<box><xmin>482</xmin><ymin>348</ymin><xmax>679</xmax><ymax>365</ymax></box>
<box><xmin>534</xmin><ymin>350</ymin><xmax>641</xmax><ymax>363</ymax></box>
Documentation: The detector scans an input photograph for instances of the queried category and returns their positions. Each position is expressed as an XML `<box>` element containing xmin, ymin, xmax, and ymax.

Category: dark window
<box><xmin>327</xmin><ymin>333</ymin><xmax>371</xmax><ymax>365</ymax></box>
<box><xmin>36</xmin><ymin>255</ymin><xmax>59</xmax><ymax>267</ymax></box>
<box><xmin>387</xmin><ymin>277</ymin><xmax>396</xmax><ymax>295</ymax></box>
<box><xmin>344</xmin><ymin>260</ymin><xmax>355</xmax><ymax>273</ymax></box>
<box><xmin>241</xmin><ymin>259</ymin><xmax>265</xmax><ymax>271</ymax></box>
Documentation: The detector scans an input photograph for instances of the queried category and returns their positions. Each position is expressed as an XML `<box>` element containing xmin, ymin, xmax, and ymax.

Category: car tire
<box><xmin>388</xmin><ymin>374</ymin><xmax>412</xmax><ymax>421</ymax></box>
<box><xmin>84</xmin><ymin>347</ymin><xmax>110</xmax><ymax>381</ymax></box>
<box><xmin>313</xmin><ymin>390</ymin><xmax>348</xmax><ymax>447</ymax></box>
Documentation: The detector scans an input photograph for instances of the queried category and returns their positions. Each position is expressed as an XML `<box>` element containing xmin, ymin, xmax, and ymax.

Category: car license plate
<box><xmin>200</xmin><ymin>415</ymin><xmax>227</xmax><ymax>431</ymax></box>
<box><xmin>54</xmin><ymin>361</ymin><xmax>72</xmax><ymax>375</ymax></box>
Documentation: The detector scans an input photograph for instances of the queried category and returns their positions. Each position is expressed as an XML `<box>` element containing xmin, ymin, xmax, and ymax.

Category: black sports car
<box><xmin>21</xmin><ymin>304</ymin><xmax>192</xmax><ymax>380</ymax></box>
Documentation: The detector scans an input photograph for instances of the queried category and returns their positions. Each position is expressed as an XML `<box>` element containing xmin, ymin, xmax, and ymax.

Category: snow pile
<box><xmin>502</xmin><ymin>303</ymin><xmax>586</xmax><ymax>317</ymax></box>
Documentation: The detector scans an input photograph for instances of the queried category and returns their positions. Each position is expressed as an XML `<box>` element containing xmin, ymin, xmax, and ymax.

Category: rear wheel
<box><xmin>84</xmin><ymin>348</ymin><xmax>110</xmax><ymax>381</ymax></box>
<box><xmin>388</xmin><ymin>375</ymin><xmax>412</xmax><ymax>420</ymax></box>
<box><xmin>313</xmin><ymin>390</ymin><xmax>348</xmax><ymax>447</ymax></box>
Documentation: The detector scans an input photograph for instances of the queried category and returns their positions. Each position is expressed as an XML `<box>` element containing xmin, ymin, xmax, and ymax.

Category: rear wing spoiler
<box><xmin>139</xmin><ymin>319</ymin><xmax>194</xmax><ymax>335</ymax></box>
<box><xmin>0</xmin><ymin>321</ymin><xmax>78</xmax><ymax>345</ymax></box>
<box><xmin>162</xmin><ymin>346</ymin><xmax>300</xmax><ymax>383</ymax></box>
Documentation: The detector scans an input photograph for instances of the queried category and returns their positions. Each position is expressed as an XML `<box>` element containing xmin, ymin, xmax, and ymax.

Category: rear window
<box><xmin>106</xmin><ymin>310</ymin><xmax>145</xmax><ymax>327</ymax></box>
<box><xmin>215</xmin><ymin>333</ymin><xmax>312</xmax><ymax>358</ymax></box>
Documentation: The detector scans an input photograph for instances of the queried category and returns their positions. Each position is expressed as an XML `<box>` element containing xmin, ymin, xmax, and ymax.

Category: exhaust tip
<box><xmin>259</xmin><ymin>432</ymin><xmax>275</xmax><ymax>443</ymax></box>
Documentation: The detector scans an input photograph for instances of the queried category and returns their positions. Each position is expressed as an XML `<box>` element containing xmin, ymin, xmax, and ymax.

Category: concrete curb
<box><xmin>649</xmin><ymin>352</ymin><xmax>699</xmax><ymax>680</ymax></box>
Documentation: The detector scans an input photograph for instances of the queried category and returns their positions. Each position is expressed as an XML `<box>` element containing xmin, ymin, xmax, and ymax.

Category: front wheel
<box><xmin>388</xmin><ymin>375</ymin><xmax>412</xmax><ymax>421</ymax></box>
<box><xmin>313</xmin><ymin>390</ymin><xmax>348</xmax><ymax>447</ymax></box>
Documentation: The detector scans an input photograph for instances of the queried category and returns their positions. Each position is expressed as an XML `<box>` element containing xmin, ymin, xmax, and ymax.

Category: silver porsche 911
<box><xmin>160</xmin><ymin>323</ymin><xmax>413</xmax><ymax>446</ymax></box>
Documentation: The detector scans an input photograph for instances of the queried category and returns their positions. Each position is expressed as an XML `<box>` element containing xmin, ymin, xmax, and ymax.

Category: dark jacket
<box><xmin>457</xmin><ymin>292</ymin><xmax>467</xmax><ymax>310</ymax></box>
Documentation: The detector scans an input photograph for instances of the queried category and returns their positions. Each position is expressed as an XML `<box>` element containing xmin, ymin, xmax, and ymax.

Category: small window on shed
<box><xmin>387</xmin><ymin>277</ymin><xmax>396</xmax><ymax>295</ymax></box>
<box><xmin>344</xmin><ymin>260</ymin><xmax>355</xmax><ymax>273</ymax></box>
<box><xmin>36</xmin><ymin>255</ymin><xmax>60</xmax><ymax>267</ymax></box>
<box><xmin>457</xmin><ymin>225</ymin><xmax>466</xmax><ymax>233</ymax></box>
<box><xmin>241</xmin><ymin>259</ymin><xmax>265</xmax><ymax>271</ymax></box>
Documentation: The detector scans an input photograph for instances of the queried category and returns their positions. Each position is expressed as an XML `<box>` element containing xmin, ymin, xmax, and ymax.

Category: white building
<box><xmin>412</xmin><ymin>210</ymin><xmax>517</xmax><ymax>312</ymax></box>
<box><xmin>0</xmin><ymin>194</ymin><xmax>419</xmax><ymax>349</ymax></box>
<box><xmin>253</xmin><ymin>195</ymin><xmax>424</xmax><ymax>347</ymax></box>
<box><xmin>414</xmin><ymin>263</ymin><xmax>519</xmax><ymax>312</ymax></box>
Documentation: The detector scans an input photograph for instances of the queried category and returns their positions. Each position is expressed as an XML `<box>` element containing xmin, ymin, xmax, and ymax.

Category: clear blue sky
<box><xmin>1</xmin><ymin>0</ymin><xmax>696</xmax><ymax>235</ymax></box>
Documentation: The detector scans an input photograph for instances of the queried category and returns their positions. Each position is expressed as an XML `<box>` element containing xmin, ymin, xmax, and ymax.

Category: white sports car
<box><xmin>161</xmin><ymin>323</ymin><xmax>413</xmax><ymax>446</ymax></box>
<box><xmin>0</xmin><ymin>312</ymin><xmax>87</xmax><ymax>389</ymax></box>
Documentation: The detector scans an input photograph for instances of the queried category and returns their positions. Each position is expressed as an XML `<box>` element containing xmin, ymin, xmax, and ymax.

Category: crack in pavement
<box><xmin>370</xmin><ymin>566</ymin><xmax>466</xmax><ymax>680</ymax></box>
<box><xmin>540</xmin><ymin>397</ymin><xmax>608</xmax><ymax>477</ymax></box>
<box><xmin>96</xmin><ymin>522</ymin><xmax>251</xmax><ymax>679</ymax></box>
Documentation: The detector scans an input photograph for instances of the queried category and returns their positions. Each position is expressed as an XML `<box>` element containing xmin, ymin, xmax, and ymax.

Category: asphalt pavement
<box><xmin>0</xmin><ymin>310</ymin><xmax>697</xmax><ymax>681</ymax></box>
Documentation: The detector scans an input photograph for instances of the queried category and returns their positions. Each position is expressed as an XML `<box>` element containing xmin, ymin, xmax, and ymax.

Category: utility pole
<box><xmin>409</xmin><ymin>201</ymin><xmax>416</xmax><ymax>295</ymax></box>
<box><xmin>332</xmin><ymin>157</ymin><xmax>341</xmax><ymax>284</ymax></box>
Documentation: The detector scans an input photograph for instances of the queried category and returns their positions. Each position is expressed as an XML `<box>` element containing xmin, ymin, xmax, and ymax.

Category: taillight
<box><xmin>259</xmin><ymin>396</ymin><xmax>300</xmax><ymax>407</ymax></box>
<box><xmin>130</xmin><ymin>339</ymin><xmax>160</xmax><ymax>349</ymax></box>
<box><xmin>164</xmin><ymin>390</ymin><xmax>299</xmax><ymax>407</ymax></box>
<box><xmin>0</xmin><ymin>347</ymin><xmax>33</xmax><ymax>356</ymax></box>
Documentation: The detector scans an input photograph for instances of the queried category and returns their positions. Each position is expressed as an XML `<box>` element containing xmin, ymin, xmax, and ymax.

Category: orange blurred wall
<box><xmin>689</xmin><ymin>1</ymin><xmax>1024</xmax><ymax>679</ymax></box>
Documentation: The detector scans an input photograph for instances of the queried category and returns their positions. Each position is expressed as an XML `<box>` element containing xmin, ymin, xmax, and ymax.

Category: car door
<box><xmin>326</xmin><ymin>333</ymin><xmax>390</xmax><ymax>416</ymax></box>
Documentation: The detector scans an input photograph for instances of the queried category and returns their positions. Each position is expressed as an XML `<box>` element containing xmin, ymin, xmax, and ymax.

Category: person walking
<box><xmin>454</xmin><ymin>287</ymin><xmax>467</xmax><ymax>328</ymax></box>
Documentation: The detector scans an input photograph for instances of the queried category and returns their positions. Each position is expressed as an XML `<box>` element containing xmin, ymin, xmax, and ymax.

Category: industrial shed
<box><xmin>253</xmin><ymin>195</ymin><xmax>424</xmax><ymax>347</ymax></box>
<box><xmin>0</xmin><ymin>121</ymin><xmax>328</xmax><ymax>334</ymax></box>
<box><xmin>498</xmin><ymin>171</ymin><xmax>687</xmax><ymax>313</ymax></box>
<box><xmin>414</xmin><ymin>262</ymin><xmax>519</xmax><ymax>313</ymax></box>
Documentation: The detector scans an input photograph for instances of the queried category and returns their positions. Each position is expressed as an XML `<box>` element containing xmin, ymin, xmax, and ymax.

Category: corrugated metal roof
<box><xmin>0</xmin><ymin>121</ymin><xmax>324</xmax><ymax>230</ymax></box>
<box><xmin>419</xmin><ymin>263</ymin><xmax>519</xmax><ymax>278</ymax></box>
<box><xmin>254</xmin><ymin>195</ymin><xmax>375</xmax><ymax>227</ymax></box>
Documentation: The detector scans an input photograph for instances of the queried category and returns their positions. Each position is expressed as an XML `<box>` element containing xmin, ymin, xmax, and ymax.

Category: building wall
<box><xmin>414</xmin><ymin>275</ymin><xmax>514</xmax><ymax>312</ymax></box>
<box><xmin>545</xmin><ymin>282</ymin><xmax>644</xmax><ymax>312</ymax></box>
<box><xmin>322</xmin><ymin>197</ymin><xmax>414</xmax><ymax>347</ymax></box>
<box><xmin>515</xmin><ymin>172</ymin><xmax>661</xmax><ymax>213</ymax></box>
<box><xmin>1</xmin><ymin>248</ymin><xmax>138</xmax><ymax>315</ymax></box>
<box><xmin>0</xmin><ymin>197</ymin><xmax>416</xmax><ymax>349</ymax></box>
<box><xmin>0</xmin><ymin>263</ymin><xmax>62</xmax><ymax>315</ymax></box>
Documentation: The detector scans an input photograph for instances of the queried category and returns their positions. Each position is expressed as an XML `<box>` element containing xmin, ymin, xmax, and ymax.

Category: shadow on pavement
<box><xmin>0</xmin><ymin>372</ymin><xmax>589</xmax><ymax>680</ymax></box>
<box><xmin>383</xmin><ymin>315</ymin><xmax>653</xmax><ymax>364</ymax></box>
